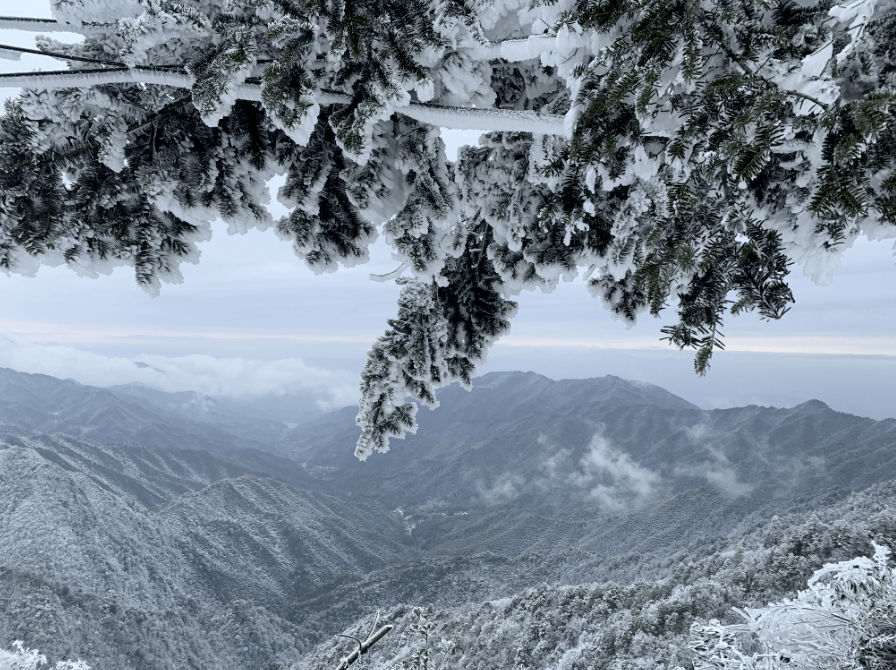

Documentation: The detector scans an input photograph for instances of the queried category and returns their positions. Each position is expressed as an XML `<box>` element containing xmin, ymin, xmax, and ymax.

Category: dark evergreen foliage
<box><xmin>1</xmin><ymin>0</ymin><xmax>894</xmax><ymax>451</ymax></box>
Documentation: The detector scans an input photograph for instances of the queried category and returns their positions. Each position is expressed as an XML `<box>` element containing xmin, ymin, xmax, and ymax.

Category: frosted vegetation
<box><xmin>0</xmin><ymin>0</ymin><xmax>895</xmax><ymax>454</ymax></box>
<box><xmin>3</xmin><ymin>530</ymin><xmax>895</xmax><ymax>669</ymax></box>
<box><xmin>0</xmin><ymin>2</ymin><xmax>895</xmax><ymax>665</ymax></box>
<box><xmin>298</xmin><ymin>488</ymin><xmax>896</xmax><ymax>670</ymax></box>
<box><xmin>4</xmin><ymin>415</ymin><xmax>894</xmax><ymax>669</ymax></box>
<box><xmin>0</xmin><ymin>642</ymin><xmax>88</xmax><ymax>670</ymax></box>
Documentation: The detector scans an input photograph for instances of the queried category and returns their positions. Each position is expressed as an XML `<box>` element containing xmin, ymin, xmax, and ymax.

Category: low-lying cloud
<box><xmin>476</xmin><ymin>473</ymin><xmax>527</xmax><ymax>505</ymax></box>
<box><xmin>676</xmin><ymin>422</ymin><xmax>756</xmax><ymax>497</ymax></box>
<box><xmin>572</xmin><ymin>433</ymin><xmax>661</xmax><ymax>509</ymax></box>
<box><xmin>532</xmin><ymin>431</ymin><xmax>661</xmax><ymax>511</ymax></box>
<box><xmin>0</xmin><ymin>331</ymin><xmax>358</xmax><ymax>410</ymax></box>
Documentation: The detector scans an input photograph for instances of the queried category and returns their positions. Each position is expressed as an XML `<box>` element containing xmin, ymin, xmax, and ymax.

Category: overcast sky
<box><xmin>1</xmin><ymin>2</ymin><xmax>894</xmax><ymax>421</ymax></box>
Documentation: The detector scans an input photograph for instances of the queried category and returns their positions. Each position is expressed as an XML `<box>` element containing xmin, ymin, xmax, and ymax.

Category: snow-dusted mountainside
<box><xmin>0</xmin><ymin>367</ymin><xmax>297</xmax><ymax>454</ymax></box>
<box><xmin>0</xmin><ymin>432</ymin><xmax>329</xmax><ymax>506</ymax></box>
<box><xmin>0</xmin><ymin>436</ymin><xmax>412</xmax><ymax>669</ymax></box>
<box><xmin>286</xmin><ymin>371</ymin><xmax>896</xmax><ymax>514</ymax></box>
<box><xmin>297</xmin><ymin>481</ymin><xmax>896</xmax><ymax>670</ymax></box>
<box><xmin>1</xmin><ymin>369</ymin><xmax>895</xmax><ymax>669</ymax></box>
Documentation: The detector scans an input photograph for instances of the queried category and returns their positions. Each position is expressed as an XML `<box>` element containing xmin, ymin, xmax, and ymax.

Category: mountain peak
<box><xmin>474</xmin><ymin>370</ymin><xmax>553</xmax><ymax>388</ymax></box>
<box><xmin>793</xmin><ymin>399</ymin><xmax>831</xmax><ymax>412</ymax></box>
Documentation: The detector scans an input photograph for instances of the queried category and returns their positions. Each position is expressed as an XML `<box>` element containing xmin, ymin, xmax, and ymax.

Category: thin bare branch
<box><xmin>332</xmin><ymin>625</ymin><xmax>393</xmax><ymax>670</ymax></box>
<box><xmin>370</xmin><ymin>262</ymin><xmax>409</xmax><ymax>282</ymax></box>
<box><xmin>0</xmin><ymin>43</ymin><xmax>125</xmax><ymax>67</ymax></box>
<box><xmin>0</xmin><ymin>16</ymin><xmax>112</xmax><ymax>34</ymax></box>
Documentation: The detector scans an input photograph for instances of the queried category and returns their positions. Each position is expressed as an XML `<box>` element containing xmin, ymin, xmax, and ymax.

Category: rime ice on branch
<box><xmin>0</xmin><ymin>0</ymin><xmax>895</xmax><ymax>456</ymax></box>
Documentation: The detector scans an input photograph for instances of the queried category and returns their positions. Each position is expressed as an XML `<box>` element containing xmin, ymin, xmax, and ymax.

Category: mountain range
<box><xmin>0</xmin><ymin>367</ymin><xmax>303</xmax><ymax>454</ymax></box>
<box><xmin>282</xmin><ymin>370</ymin><xmax>896</xmax><ymax>515</ymax></box>
<box><xmin>0</xmin><ymin>366</ymin><xmax>893</xmax><ymax>669</ymax></box>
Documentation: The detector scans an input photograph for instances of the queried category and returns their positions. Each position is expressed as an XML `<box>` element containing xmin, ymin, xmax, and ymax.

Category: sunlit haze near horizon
<box><xmin>1</xmin><ymin>0</ymin><xmax>895</xmax><ymax>420</ymax></box>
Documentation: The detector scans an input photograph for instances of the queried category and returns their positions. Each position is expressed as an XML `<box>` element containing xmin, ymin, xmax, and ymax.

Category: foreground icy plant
<box><xmin>689</xmin><ymin>543</ymin><xmax>896</xmax><ymax>670</ymax></box>
<box><xmin>0</xmin><ymin>641</ymin><xmax>88</xmax><ymax>670</ymax></box>
<box><xmin>1</xmin><ymin>0</ymin><xmax>895</xmax><ymax>455</ymax></box>
<box><xmin>381</xmin><ymin>608</ymin><xmax>455</xmax><ymax>670</ymax></box>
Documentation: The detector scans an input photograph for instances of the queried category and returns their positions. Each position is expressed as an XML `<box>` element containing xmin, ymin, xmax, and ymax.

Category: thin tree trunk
<box><xmin>0</xmin><ymin>16</ymin><xmax>109</xmax><ymax>34</ymax></box>
<box><xmin>332</xmin><ymin>625</ymin><xmax>393</xmax><ymax>670</ymax></box>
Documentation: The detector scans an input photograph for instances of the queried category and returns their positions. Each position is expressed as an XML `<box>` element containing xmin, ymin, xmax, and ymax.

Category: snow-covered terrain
<box><xmin>0</xmin><ymin>369</ymin><xmax>894</xmax><ymax>668</ymax></box>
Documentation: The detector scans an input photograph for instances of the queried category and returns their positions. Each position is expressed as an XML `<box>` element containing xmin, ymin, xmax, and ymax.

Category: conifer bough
<box><xmin>1</xmin><ymin>0</ymin><xmax>894</xmax><ymax>458</ymax></box>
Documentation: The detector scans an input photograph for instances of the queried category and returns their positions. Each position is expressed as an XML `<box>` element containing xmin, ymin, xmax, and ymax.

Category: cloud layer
<box><xmin>0</xmin><ymin>331</ymin><xmax>358</xmax><ymax>409</ymax></box>
<box><xmin>511</xmin><ymin>432</ymin><xmax>663</xmax><ymax>511</ymax></box>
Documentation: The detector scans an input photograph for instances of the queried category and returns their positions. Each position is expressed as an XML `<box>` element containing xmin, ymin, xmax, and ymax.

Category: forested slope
<box><xmin>0</xmin><ymin>437</ymin><xmax>411</xmax><ymax>669</ymax></box>
<box><xmin>297</xmin><ymin>480</ymin><xmax>896</xmax><ymax>670</ymax></box>
<box><xmin>1</xmin><ymin>371</ymin><xmax>894</xmax><ymax>669</ymax></box>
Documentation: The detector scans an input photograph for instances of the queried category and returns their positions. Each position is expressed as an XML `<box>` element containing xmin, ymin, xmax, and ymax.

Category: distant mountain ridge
<box><xmin>0</xmin><ymin>367</ymin><xmax>303</xmax><ymax>454</ymax></box>
<box><xmin>285</xmin><ymin>370</ymin><xmax>896</xmax><ymax>515</ymax></box>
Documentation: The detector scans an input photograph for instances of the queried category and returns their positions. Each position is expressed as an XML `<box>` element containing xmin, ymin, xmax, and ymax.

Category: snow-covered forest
<box><xmin>0</xmin><ymin>368</ymin><xmax>894</xmax><ymax>669</ymax></box>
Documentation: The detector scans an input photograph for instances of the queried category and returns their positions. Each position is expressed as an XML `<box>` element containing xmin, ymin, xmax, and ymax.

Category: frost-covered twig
<box><xmin>0</xmin><ymin>16</ymin><xmax>110</xmax><ymax>34</ymax></box>
<box><xmin>332</xmin><ymin>624</ymin><xmax>393</xmax><ymax>670</ymax></box>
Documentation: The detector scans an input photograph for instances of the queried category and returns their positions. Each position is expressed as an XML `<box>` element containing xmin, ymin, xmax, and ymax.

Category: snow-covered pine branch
<box><xmin>0</xmin><ymin>641</ymin><xmax>89</xmax><ymax>670</ymax></box>
<box><xmin>1</xmin><ymin>0</ymin><xmax>894</xmax><ymax>457</ymax></box>
<box><xmin>0</xmin><ymin>15</ymin><xmax>582</xmax><ymax>62</ymax></box>
<box><xmin>688</xmin><ymin>543</ymin><xmax>896</xmax><ymax>670</ymax></box>
<box><xmin>0</xmin><ymin>69</ymin><xmax>565</xmax><ymax>134</ymax></box>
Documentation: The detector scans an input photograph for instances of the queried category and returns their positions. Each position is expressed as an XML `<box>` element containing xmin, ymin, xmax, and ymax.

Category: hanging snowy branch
<box><xmin>0</xmin><ymin>69</ymin><xmax>564</xmax><ymax>134</ymax></box>
<box><xmin>0</xmin><ymin>0</ymin><xmax>894</xmax><ymax>457</ymax></box>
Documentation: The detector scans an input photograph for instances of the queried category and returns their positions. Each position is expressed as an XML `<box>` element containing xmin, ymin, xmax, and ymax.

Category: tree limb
<box><xmin>0</xmin><ymin>43</ymin><xmax>126</xmax><ymax>67</ymax></box>
<box><xmin>0</xmin><ymin>69</ymin><xmax>567</xmax><ymax>134</ymax></box>
<box><xmin>332</xmin><ymin>625</ymin><xmax>393</xmax><ymax>670</ymax></box>
<box><xmin>0</xmin><ymin>16</ymin><xmax>111</xmax><ymax>34</ymax></box>
<box><xmin>0</xmin><ymin>16</ymin><xmax>591</xmax><ymax>66</ymax></box>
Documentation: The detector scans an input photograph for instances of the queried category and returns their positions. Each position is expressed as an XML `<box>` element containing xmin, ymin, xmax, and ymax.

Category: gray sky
<box><xmin>1</xmin><ymin>2</ymin><xmax>895</xmax><ymax>420</ymax></box>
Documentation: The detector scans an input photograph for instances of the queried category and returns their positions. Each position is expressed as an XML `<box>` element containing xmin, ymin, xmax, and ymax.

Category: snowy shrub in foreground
<box><xmin>0</xmin><ymin>642</ymin><xmax>89</xmax><ymax>670</ymax></box>
<box><xmin>688</xmin><ymin>543</ymin><xmax>896</xmax><ymax>670</ymax></box>
<box><xmin>380</xmin><ymin>608</ymin><xmax>455</xmax><ymax>670</ymax></box>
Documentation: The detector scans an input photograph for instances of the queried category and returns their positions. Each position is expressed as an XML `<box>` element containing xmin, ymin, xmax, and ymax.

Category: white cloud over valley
<box><xmin>675</xmin><ymin>423</ymin><xmax>756</xmax><ymax>497</ymax></box>
<box><xmin>534</xmin><ymin>432</ymin><xmax>662</xmax><ymax>511</ymax></box>
<box><xmin>572</xmin><ymin>434</ymin><xmax>661</xmax><ymax>509</ymax></box>
<box><xmin>0</xmin><ymin>331</ymin><xmax>358</xmax><ymax>409</ymax></box>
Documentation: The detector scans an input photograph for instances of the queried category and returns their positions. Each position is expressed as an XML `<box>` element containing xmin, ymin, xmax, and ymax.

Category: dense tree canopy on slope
<box><xmin>0</xmin><ymin>0</ymin><xmax>894</xmax><ymax>456</ymax></box>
